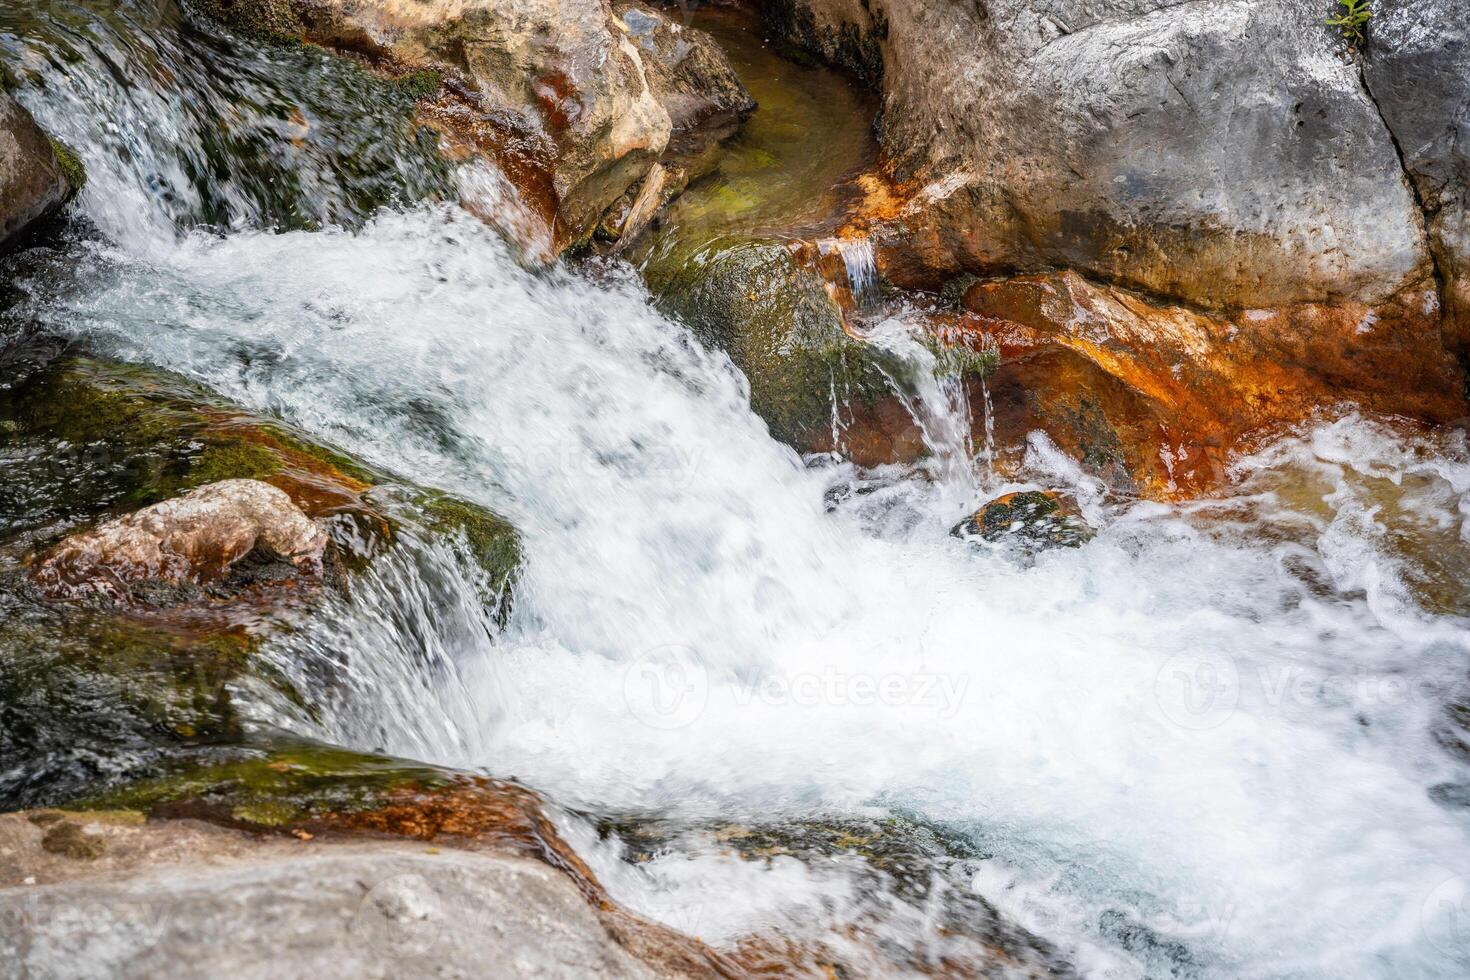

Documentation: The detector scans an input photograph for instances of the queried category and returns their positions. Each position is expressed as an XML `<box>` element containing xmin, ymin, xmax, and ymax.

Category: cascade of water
<box><xmin>824</xmin><ymin>234</ymin><xmax>878</xmax><ymax>307</ymax></box>
<box><xmin>858</xmin><ymin>317</ymin><xmax>977</xmax><ymax>494</ymax></box>
<box><xmin>979</xmin><ymin>374</ymin><xmax>996</xmax><ymax>480</ymax></box>
<box><xmin>6</xmin><ymin>4</ymin><xmax>1470</xmax><ymax>976</ymax></box>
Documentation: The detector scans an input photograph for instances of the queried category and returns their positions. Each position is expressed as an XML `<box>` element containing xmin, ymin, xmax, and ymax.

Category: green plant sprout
<box><xmin>1327</xmin><ymin>0</ymin><xmax>1371</xmax><ymax>48</ymax></box>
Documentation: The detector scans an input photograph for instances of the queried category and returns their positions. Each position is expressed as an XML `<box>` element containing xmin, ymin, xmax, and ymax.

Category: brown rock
<box><xmin>253</xmin><ymin>0</ymin><xmax>745</xmax><ymax>248</ymax></box>
<box><xmin>33</xmin><ymin>479</ymin><xmax>328</xmax><ymax>602</ymax></box>
<box><xmin>0</xmin><ymin>91</ymin><xmax>72</xmax><ymax>250</ymax></box>
<box><xmin>39</xmin><ymin>821</ymin><xmax>107</xmax><ymax>861</ymax></box>
<box><xmin>612</xmin><ymin>1</ymin><xmax>756</xmax><ymax>133</ymax></box>
<box><xmin>955</xmin><ymin>272</ymin><xmax>1466</xmax><ymax>497</ymax></box>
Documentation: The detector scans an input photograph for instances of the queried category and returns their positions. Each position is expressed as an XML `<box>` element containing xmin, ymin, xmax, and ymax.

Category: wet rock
<box><xmin>952</xmin><ymin>491</ymin><xmax>1092</xmax><ymax>552</ymax></box>
<box><xmin>0</xmin><ymin>90</ymin><xmax>77</xmax><ymax>252</ymax></box>
<box><xmin>613</xmin><ymin>1</ymin><xmax>756</xmax><ymax>133</ymax></box>
<box><xmin>651</xmin><ymin>239</ymin><xmax>895</xmax><ymax>453</ymax></box>
<box><xmin>208</xmin><ymin>0</ymin><xmax>749</xmax><ymax>248</ymax></box>
<box><xmin>3</xmin><ymin>742</ymin><xmax>742</xmax><ymax>978</ymax></box>
<box><xmin>0</xmin><ymin>356</ymin><xmax>527</xmax><ymax>806</ymax></box>
<box><xmin>33</xmin><ymin>479</ymin><xmax>328</xmax><ymax>604</ymax></box>
<box><xmin>614</xmin><ymin>814</ymin><xmax>1073</xmax><ymax>977</ymax></box>
<box><xmin>774</xmin><ymin>1</ymin><xmax>1431</xmax><ymax>314</ymax></box>
<box><xmin>953</xmin><ymin>271</ymin><xmax>1466</xmax><ymax>496</ymax></box>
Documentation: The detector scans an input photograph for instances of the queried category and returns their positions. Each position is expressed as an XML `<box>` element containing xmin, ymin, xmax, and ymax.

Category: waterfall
<box><xmin>820</xmin><ymin>234</ymin><xmax>879</xmax><ymax>307</ymax></box>
<box><xmin>5</xmin><ymin>4</ymin><xmax>1470</xmax><ymax>977</ymax></box>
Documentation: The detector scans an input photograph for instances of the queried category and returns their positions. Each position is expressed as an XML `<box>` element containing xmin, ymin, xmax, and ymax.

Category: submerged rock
<box><xmin>952</xmin><ymin>490</ymin><xmax>1092</xmax><ymax>552</ymax></box>
<box><xmin>32</xmin><ymin>479</ymin><xmax>328</xmax><ymax>604</ymax></box>
<box><xmin>0</xmin><ymin>90</ymin><xmax>77</xmax><ymax>251</ymax></box>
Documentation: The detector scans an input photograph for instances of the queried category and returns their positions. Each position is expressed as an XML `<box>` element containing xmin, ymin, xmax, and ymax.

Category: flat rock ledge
<box><xmin>0</xmin><ymin>811</ymin><xmax>684</xmax><ymax>979</ymax></box>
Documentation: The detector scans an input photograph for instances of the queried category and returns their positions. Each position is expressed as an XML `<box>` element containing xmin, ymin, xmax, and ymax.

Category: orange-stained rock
<box><xmin>33</xmin><ymin>480</ymin><xmax>327</xmax><ymax>603</ymax></box>
<box><xmin>805</xmin><ymin>267</ymin><xmax>1467</xmax><ymax>498</ymax></box>
<box><xmin>948</xmin><ymin>272</ymin><xmax>1467</xmax><ymax>496</ymax></box>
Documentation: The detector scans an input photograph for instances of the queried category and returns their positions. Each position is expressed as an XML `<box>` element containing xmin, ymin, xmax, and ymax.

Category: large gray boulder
<box><xmin>1365</xmin><ymin>0</ymin><xmax>1470</xmax><ymax>347</ymax></box>
<box><xmin>771</xmin><ymin>0</ymin><xmax>1432</xmax><ymax>311</ymax></box>
<box><xmin>0</xmin><ymin>91</ymin><xmax>73</xmax><ymax>251</ymax></box>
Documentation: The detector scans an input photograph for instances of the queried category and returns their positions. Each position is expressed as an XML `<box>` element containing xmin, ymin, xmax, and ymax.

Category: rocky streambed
<box><xmin>3</xmin><ymin>1</ymin><xmax>1470</xmax><ymax>977</ymax></box>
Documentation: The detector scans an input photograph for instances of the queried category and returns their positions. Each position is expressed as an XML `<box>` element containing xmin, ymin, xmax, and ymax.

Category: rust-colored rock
<box><xmin>34</xmin><ymin>479</ymin><xmax>328</xmax><ymax>602</ymax></box>
<box><xmin>808</xmin><ymin>268</ymin><xmax>1466</xmax><ymax>498</ymax></box>
<box><xmin>949</xmin><ymin>272</ymin><xmax>1467</xmax><ymax>497</ymax></box>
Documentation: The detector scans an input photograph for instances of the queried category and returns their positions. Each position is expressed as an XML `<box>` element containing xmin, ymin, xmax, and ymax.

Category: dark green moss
<box><xmin>76</xmin><ymin>735</ymin><xmax>455</xmax><ymax>829</ymax></box>
<box><xmin>395</xmin><ymin>67</ymin><xmax>444</xmax><ymax>102</ymax></box>
<box><xmin>46</xmin><ymin>137</ymin><xmax>86</xmax><ymax>194</ymax></box>
<box><xmin>412</xmin><ymin>490</ymin><xmax>522</xmax><ymax>626</ymax></box>
<box><xmin>184</xmin><ymin>442</ymin><xmax>283</xmax><ymax>487</ymax></box>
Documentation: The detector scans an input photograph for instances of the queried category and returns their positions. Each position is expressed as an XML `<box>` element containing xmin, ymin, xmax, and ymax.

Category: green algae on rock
<box><xmin>0</xmin><ymin>352</ymin><xmax>525</xmax><ymax>810</ymax></box>
<box><xmin>649</xmin><ymin>239</ymin><xmax>889</xmax><ymax>447</ymax></box>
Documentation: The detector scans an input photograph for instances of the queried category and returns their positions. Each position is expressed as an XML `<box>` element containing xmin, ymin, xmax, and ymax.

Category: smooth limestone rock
<box><xmin>1365</xmin><ymin>0</ymin><xmax>1470</xmax><ymax>349</ymax></box>
<box><xmin>771</xmin><ymin>0</ymin><xmax>1430</xmax><ymax>311</ymax></box>
<box><xmin>0</xmin><ymin>813</ymin><xmax>683</xmax><ymax>979</ymax></box>
<box><xmin>0</xmin><ymin>90</ymin><xmax>75</xmax><ymax>251</ymax></box>
<box><xmin>32</xmin><ymin>479</ymin><xmax>328</xmax><ymax>603</ymax></box>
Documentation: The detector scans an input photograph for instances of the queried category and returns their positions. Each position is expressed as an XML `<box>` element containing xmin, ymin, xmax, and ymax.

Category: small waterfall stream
<box><xmin>4</xmin><ymin>3</ymin><xmax>1470</xmax><ymax>977</ymax></box>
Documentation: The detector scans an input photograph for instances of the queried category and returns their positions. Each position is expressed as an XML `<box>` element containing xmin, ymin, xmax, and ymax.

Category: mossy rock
<box><xmin>415</xmin><ymin>490</ymin><xmax>521</xmax><ymax>625</ymax></box>
<box><xmin>0</xmin><ymin>353</ymin><xmax>525</xmax><ymax>806</ymax></box>
<box><xmin>0</xmin><ymin>355</ymin><xmax>371</xmax><ymax>538</ymax></box>
<box><xmin>46</xmin><ymin>137</ymin><xmax>86</xmax><ymax>195</ymax></box>
<box><xmin>0</xmin><ymin>572</ymin><xmax>270</xmax><ymax>808</ymax></box>
<box><xmin>189</xmin><ymin>0</ymin><xmax>306</xmax><ymax>43</ymax></box>
<box><xmin>648</xmin><ymin>239</ymin><xmax>891</xmax><ymax>446</ymax></box>
<box><xmin>75</xmin><ymin>735</ymin><xmax>456</xmax><ymax>828</ymax></box>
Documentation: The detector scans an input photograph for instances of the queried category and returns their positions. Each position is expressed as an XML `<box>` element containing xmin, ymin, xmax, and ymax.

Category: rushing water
<box><xmin>5</xmin><ymin>3</ymin><xmax>1470</xmax><ymax>977</ymax></box>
